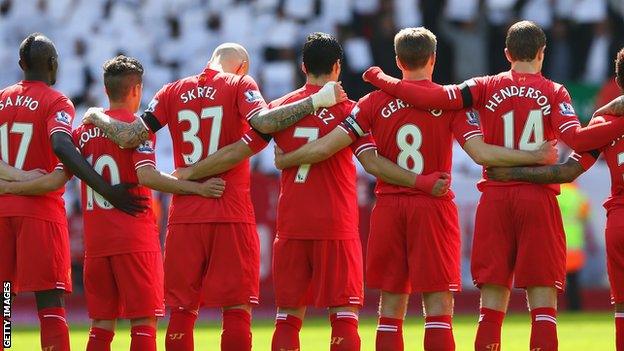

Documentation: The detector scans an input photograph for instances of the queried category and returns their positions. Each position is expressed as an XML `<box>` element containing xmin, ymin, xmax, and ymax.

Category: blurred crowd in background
<box><xmin>1</xmin><ymin>0</ymin><xmax>623</xmax><ymax>298</ymax></box>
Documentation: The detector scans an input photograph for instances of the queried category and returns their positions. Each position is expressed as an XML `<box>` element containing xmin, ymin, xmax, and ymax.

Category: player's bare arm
<box><xmin>174</xmin><ymin>140</ymin><xmax>253</xmax><ymax>180</ymax></box>
<box><xmin>0</xmin><ymin>160</ymin><xmax>47</xmax><ymax>181</ymax></box>
<box><xmin>249</xmin><ymin>81</ymin><xmax>347</xmax><ymax>134</ymax></box>
<box><xmin>0</xmin><ymin>169</ymin><xmax>68</xmax><ymax>196</ymax></box>
<box><xmin>274</xmin><ymin>127</ymin><xmax>351</xmax><ymax>170</ymax></box>
<box><xmin>136</xmin><ymin>166</ymin><xmax>225</xmax><ymax>198</ymax></box>
<box><xmin>82</xmin><ymin>107</ymin><xmax>150</xmax><ymax>149</ymax></box>
<box><xmin>462</xmin><ymin>137</ymin><xmax>558</xmax><ymax>166</ymax></box>
<box><xmin>594</xmin><ymin>95</ymin><xmax>624</xmax><ymax>117</ymax></box>
<box><xmin>51</xmin><ymin>132</ymin><xmax>148</xmax><ymax>215</ymax></box>
<box><xmin>486</xmin><ymin>157</ymin><xmax>586</xmax><ymax>184</ymax></box>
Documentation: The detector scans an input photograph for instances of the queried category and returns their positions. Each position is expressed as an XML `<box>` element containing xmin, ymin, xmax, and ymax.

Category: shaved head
<box><xmin>19</xmin><ymin>33</ymin><xmax>59</xmax><ymax>85</ymax></box>
<box><xmin>209</xmin><ymin>43</ymin><xmax>250</xmax><ymax>75</ymax></box>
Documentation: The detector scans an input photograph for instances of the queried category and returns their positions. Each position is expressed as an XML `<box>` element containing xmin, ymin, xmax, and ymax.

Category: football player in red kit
<box><xmin>362</xmin><ymin>22</ymin><xmax>624</xmax><ymax>351</ymax></box>
<box><xmin>82</xmin><ymin>43</ymin><xmax>346</xmax><ymax>351</ymax></box>
<box><xmin>274</xmin><ymin>28</ymin><xmax>557</xmax><ymax>351</ymax></box>
<box><xmin>0</xmin><ymin>34</ymin><xmax>144</xmax><ymax>351</ymax></box>
<box><xmin>487</xmin><ymin>48</ymin><xmax>624</xmax><ymax>351</ymax></box>
<box><xmin>67</xmin><ymin>55</ymin><xmax>224</xmax><ymax>351</ymax></box>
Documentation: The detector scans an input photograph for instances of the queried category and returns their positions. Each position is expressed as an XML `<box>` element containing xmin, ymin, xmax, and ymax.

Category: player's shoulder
<box><xmin>269</xmin><ymin>86</ymin><xmax>308</xmax><ymax>107</ymax></box>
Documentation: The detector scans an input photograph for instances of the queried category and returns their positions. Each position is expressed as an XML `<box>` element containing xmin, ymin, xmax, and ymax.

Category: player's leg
<box><xmin>366</xmin><ymin>195</ymin><xmax>409</xmax><ymax>351</ymax></box>
<box><xmin>617</xmin><ymin>303</ymin><xmax>624</xmax><ymax>351</ymax></box>
<box><xmin>328</xmin><ymin>306</ymin><xmax>361</xmax><ymax>351</ymax></box>
<box><xmin>16</xmin><ymin>217</ymin><xmax>72</xmax><ymax>351</ymax></box>
<box><xmin>471</xmin><ymin>188</ymin><xmax>515</xmax><ymax>351</ymax></box>
<box><xmin>86</xmin><ymin>319</ymin><xmax>116</xmax><ymax>351</ymax></box>
<box><xmin>605</xmin><ymin>219</ymin><xmax>624</xmax><ymax>350</ymax></box>
<box><xmin>514</xmin><ymin>186</ymin><xmax>566</xmax><ymax>351</ymax></box>
<box><xmin>129</xmin><ymin>317</ymin><xmax>158</xmax><ymax>351</ymax></box>
<box><xmin>84</xmin><ymin>256</ymin><xmax>120</xmax><ymax>351</ymax></box>
<box><xmin>376</xmin><ymin>292</ymin><xmax>409</xmax><ymax>351</ymax></box>
<box><xmin>202</xmin><ymin>223</ymin><xmax>259</xmax><ymax>351</ymax></box>
<box><xmin>0</xmin><ymin>217</ymin><xmax>16</xmax><ymax>351</ymax></box>
<box><xmin>271</xmin><ymin>238</ymin><xmax>312</xmax><ymax>351</ymax></box>
<box><xmin>164</xmin><ymin>224</ymin><xmax>205</xmax><ymax>351</ymax></box>
<box><xmin>422</xmin><ymin>292</ymin><xmax>455</xmax><ymax>351</ymax></box>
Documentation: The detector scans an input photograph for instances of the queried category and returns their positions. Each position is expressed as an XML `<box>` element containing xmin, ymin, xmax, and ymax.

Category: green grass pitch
<box><xmin>8</xmin><ymin>312</ymin><xmax>613</xmax><ymax>350</ymax></box>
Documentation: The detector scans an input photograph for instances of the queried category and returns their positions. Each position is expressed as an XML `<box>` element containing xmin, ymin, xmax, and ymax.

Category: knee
<box><xmin>423</xmin><ymin>292</ymin><xmax>454</xmax><ymax>316</ymax></box>
<box><xmin>379</xmin><ymin>292</ymin><xmax>409</xmax><ymax>319</ymax></box>
<box><xmin>35</xmin><ymin>289</ymin><xmax>64</xmax><ymax>310</ymax></box>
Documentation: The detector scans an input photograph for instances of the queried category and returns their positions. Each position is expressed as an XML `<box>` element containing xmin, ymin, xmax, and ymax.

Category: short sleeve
<box><xmin>237</xmin><ymin>75</ymin><xmax>268</xmax><ymax>121</ymax></box>
<box><xmin>133</xmin><ymin>134</ymin><xmax>157</xmax><ymax>171</ymax></box>
<box><xmin>550</xmin><ymin>86</ymin><xmax>581</xmax><ymax>138</ymax></box>
<box><xmin>463</xmin><ymin>76</ymin><xmax>489</xmax><ymax>109</ymax></box>
<box><xmin>241</xmin><ymin>128</ymin><xmax>271</xmax><ymax>154</ymax></box>
<box><xmin>143</xmin><ymin>84</ymin><xmax>171</xmax><ymax>132</ymax></box>
<box><xmin>451</xmin><ymin>109</ymin><xmax>484</xmax><ymax>146</ymax></box>
<box><xmin>569</xmin><ymin>152</ymin><xmax>598</xmax><ymax>171</ymax></box>
<box><xmin>46</xmin><ymin>96</ymin><xmax>75</xmax><ymax>137</ymax></box>
<box><xmin>350</xmin><ymin>133</ymin><xmax>377</xmax><ymax>157</ymax></box>
<box><xmin>339</xmin><ymin>96</ymin><xmax>373</xmax><ymax>141</ymax></box>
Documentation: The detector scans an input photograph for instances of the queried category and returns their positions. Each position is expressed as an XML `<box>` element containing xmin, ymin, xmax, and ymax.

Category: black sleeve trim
<box><xmin>589</xmin><ymin>149</ymin><xmax>601</xmax><ymax>159</ymax></box>
<box><xmin>341</xmin><ymin>115</ymin><xmax>366</xmax><ymax>138</ymax></box>
<box><xmin>252</xmin><ymin>127</ymin><xmax>273</xmax><ymax>142</ymax></box>
<box><xmin>458</xmin><ymin>82</ymin><xmax>474</xmax><ymax>109</ymax></box>
<box><xmin>141</xmin><ymin>112</ymin><xmax>163</xmax><ymax>133</ymax></box>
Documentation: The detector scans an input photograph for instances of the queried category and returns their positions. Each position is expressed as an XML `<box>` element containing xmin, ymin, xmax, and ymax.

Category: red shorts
<box><xmin>84</xmin><ymin>252</ymin><xmax>164</xmax><ymax>320</ymax></box>
<box><xmin>272</xmin><ymin>237</ymin><xmax>363</xmax><ymax>308</ymax></box>
<box><xmin>0</xmin><ymin>216</ymin><xmax>71</xmax><ymax>293</ymax></box>
<box><xmin>471</xmin><ymin>185</ymin><xmax>566</xmax><ymax>291</ymax></box>
<box><xmin>164</xmin><ymin>223</ymin><xmax>259</xmax><ymax>309</ymax></box>
<box><xmin>366</xmin><ymin>194</ymin><xmax>461</xmax><ymax>294</ymax></box>
<box><xmin>606</xmin><ymin>208</ymin><xmax>624</xmax><ymax>303</ymax></box>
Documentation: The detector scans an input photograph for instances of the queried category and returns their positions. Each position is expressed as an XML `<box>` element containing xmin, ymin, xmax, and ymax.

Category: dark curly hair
<box><xmin>616</xmin><ymin>48</ymin><xmax>624</xmax><ymax>91</ymax></box>
<box><xmin>103</xmin><ymin>55</ymin><xmax>144</xmax><ymax>101</ymax></box>
<box><xmin>302</xmin><ymin>32</ymin><xmax>343</xmax><ymax>76</ymax></box>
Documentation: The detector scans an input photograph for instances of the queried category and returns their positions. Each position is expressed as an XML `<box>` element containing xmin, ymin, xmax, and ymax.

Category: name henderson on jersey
<box><xmin>479</xmin><ymin>84</ymin><xmax>552</xmax><ymax>115</ymax></box>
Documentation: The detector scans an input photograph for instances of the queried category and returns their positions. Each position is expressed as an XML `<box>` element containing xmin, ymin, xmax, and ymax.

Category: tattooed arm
<box><xmin>248</xmin><ymin>81</ymin><xmax>347</xmax><ymax>134</ymax></box>
<box><xmin>594</xmin><ymin>95</ymin><xmax>624</xmax><ymax>117</ymax></box>
<box><xmin>486</xmin><ymin>157</ymin><xmax>586</xmax><ymax>184</ymax></box>
<box><xmin>82</xmin><ymin>108</ymin><xmax>150</xmax><ymax>149</ymax></box>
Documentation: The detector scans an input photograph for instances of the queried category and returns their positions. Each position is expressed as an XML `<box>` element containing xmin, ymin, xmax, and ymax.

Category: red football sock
<box><xmin>131</xmin><ymin>325</ymin><xmax>157</xmax><ymax>351</ymax></box>
<box><xmin>166</xmin><ymin>309</ymin><xmax>197</xmax><ymax>351</ymax></box>
<box><xmin>38</xmin><ymin>307</ymin><xmax>70</xmax><ymax>351</ymax></box>
<box><xmin>376</xmin><ymin>317</ymin><xmax>404</xmax><ymax>351</ymax></box>
<box><xmin>424</xmin><ymin>315</ymin><xmax>455</xmax><ymax>351</ymax></box>
<box><xmin>221</xmin><ymin>309</ymin><xmax>252</xmax><ymax>351</ymax></box>
<box><xmin>475</xmin><ymin>308</ymin><xmax>505</xmax><ymax>351</ymax></box>
<box><xmin>530</xmin><ymin>307</ymin><xmax>558</xmax><ymax>351</ymax></box>
<box><xmin>271</xmin><ymin>313</ymin><xmax>302</xmax><ymax>351</ymax></box>
<box><xmin>616</xmin><ymin>313</ymin><xmax>624</xmax><ymax>351</ymax></box>
<box><xmin>86</xmin><ymin>327</ymin><xmax>114</xmax><ymax>351</ymax></box>
<box><xmin>329</xmin><ymin>312</ymin><xmax>361</xmax><ymax>351</ymax></box>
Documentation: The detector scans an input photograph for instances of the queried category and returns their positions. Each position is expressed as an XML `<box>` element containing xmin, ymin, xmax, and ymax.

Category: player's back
<box><xmin>73</xmin><ymin>109</ymin><xmax>158</xmax><ymax>258</ymax></box>
<box><xmin>469</xmin><ymin>70</ymin><xmax>577</xmax><ymax>191</ymax></box>
<box><xmin>0</xmin><ymin>80</ymin><xmax>74</xmax><ymax>223</ymax></box>
<box><xmin>271</xmin><ymin>84</ymin><xmax>360</xmax><ymax>240</ymax></box>
<box><xmin>149</xmin><ymin>68</ymin><xmax>265</xmax><ymax>224</ymax></box>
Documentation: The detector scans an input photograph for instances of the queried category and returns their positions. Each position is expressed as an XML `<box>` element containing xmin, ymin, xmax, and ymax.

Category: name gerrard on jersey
<box><xmin>0</xmin><ymin>95</ymin><xmax>39</xmax><ymax>111</ymax></box>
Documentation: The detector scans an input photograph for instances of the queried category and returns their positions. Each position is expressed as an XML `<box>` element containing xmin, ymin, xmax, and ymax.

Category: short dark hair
<box><xmin>302</xmin><ymin>32</ymin><xmax>343</xmax><ymax>76</ymax></box>
<box><xmin>505</xmin><ymin>21</ymin><xmax>546</xmax><ymax>62</ymax></box>
<box><xmin>102</xmin><ymin>55</ymin><xmax>143</xmax><ymax>101</ymax></box>
<box><xmin>394</xmin><ymin>27</ymin><xmax>437</xmax><ymax>70</ymax></box>
<box><xmin>19</xmin><ymin>32</ymin><xmax>56</xmax><ymax>70</ymax></box>
<box><xmin>616</xmin><ymin>48</ymin><xmax>624</xmax><ymax>91</ymax></box>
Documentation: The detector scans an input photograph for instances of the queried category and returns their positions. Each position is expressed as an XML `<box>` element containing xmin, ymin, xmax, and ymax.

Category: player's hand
<box><xmin>535</xmin><ymin>140</ymin><xmax>558</xmax><ymax>165</ymax></box>
<box><xmin>485</xmin><ymin>167</ymin><xmax>513</xmax><ymax>182</ymax></box>
<box><xmin>103</xmin><ymin>183</ymin><xmax>149</xmax><ymax>216</ymax></box>
<box><xmin>273</xmin><ymin>146</ymin><xmax>286</xmax><ymax>170</ymax></box>
<box><xmin>197</xmin><ymin>178</ymin><xmax>226</xmax><ymax>198</ymax></box>
<box><xmin>594</xmin><ymin>95</ymin><xmax>624</xmax><ymax>117</ymax></box>
<box><xmin>0</xmin><ymin>179</ymin><xmax>9</xmax><ymax>194</ymax></box>
<box><xmin>82</xmin><ymin>107</ymin><xmax>105</xmax><ymax>125</ymax></box>
<box><xmin>362</xmin><ymin>66</ymin><xmax>383</xmax><ymax>83</ymax></box>
<box><xmin>172</xmin><ymin>167</ymin><xmax>193</xmax><ymax>181</ymax></box>
<box><xmin>311</xmin><ymin>81</ymin><xmax>347</xmax><ymax>110</ymax></box>
<box><xmin>431</xmin><ymin>173</ymin><xmax>451</xmax><ymax>197</ymax></box>
<box><xmin>15</xmin><ymin>168</ymin><xmax>47</xmax><ymax>181</ymax></box>
<box><xmin>414</xmin><ymin>171</ymin><xmax>451</xmax><ymax>196</ymax></box>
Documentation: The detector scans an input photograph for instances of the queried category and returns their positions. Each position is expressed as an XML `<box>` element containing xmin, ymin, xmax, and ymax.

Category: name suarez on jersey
<box><xmin>179</xmin><ymin>86</ymin><xmax>218</xmax><ymax>103</ymax></box>
<box><xmin>0</xmin><ymin>95</ymin><xmax>39</xmax><ymax>111</ymax></box>
<box><xmin>485</xmin><ymin>85</ymin><xmax>551</xmax><ymax>115</ymax></box>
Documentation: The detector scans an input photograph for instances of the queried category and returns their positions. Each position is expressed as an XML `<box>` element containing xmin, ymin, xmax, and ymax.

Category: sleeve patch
<box><xmin>244</xmin><ymin>90</ymin><xmax>263</xmax><ymax>103</ymax></box>
<box><xmin>466</xmin><ymin>110</ymin><xmax>480</xmax><ymax>126</ymax></box>
<box><xmin>55</xmin><ymin>111</ymin><xmax>72</xmax><ymax>126</ymax></box>
<box><xmin>559</xmin><ymin>102</ymin><xmax>576</xmax><ymax>117</ymax></box>
<box><xmin>136</xmin><ymin>140</ymin><xmax>155</xmax><ymax>154</ymax></box>
<box><xmin>145</xmin><ymin>98</ymin><xmax>159</xmax><ymax>113</ymax></box>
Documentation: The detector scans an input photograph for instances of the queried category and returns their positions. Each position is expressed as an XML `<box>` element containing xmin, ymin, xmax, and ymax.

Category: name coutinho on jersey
<box><xmin>0</xmin><ymin>95</ymin><xmax>39</xmax><ymax>111</ymax></box>
<box><xmin>485</xmin><ymin>85</ymin><xmax>551</xmax><ymax>115</ymax></box>
<box><xmin>77</xmin><ymin>127</ymin><xmax>107</xmax><ymax>147</ymax></box>
<box><xmin>179</xmin><ymin>86</ymin><xmax>218</xmax><ymax>103</ymax></box>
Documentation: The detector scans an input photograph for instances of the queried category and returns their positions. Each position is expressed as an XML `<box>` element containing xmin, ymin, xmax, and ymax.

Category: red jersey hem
<box><xmin>85</xmin><ymin>248</ymin><xmax>162</xmax><ymax>259</ymax></box>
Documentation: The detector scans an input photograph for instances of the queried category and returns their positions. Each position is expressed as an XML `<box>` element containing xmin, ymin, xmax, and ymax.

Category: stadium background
<box><xmin>3</xmin><ymin>0</ymin><xmax>624</xmax><ymax>326</ymax></box>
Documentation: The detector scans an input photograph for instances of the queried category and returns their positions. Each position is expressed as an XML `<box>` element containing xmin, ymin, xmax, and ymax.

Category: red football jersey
<box><xmin>343</xmin><ymin>81</ymin><xmax>483</xmax><ymax>198</ymax></box>
<box><xmin>0</xmin><ymin>80</ymin><xmax>74</xmax><ymax>224</ymax></box>
<box><xmin>573</xmin><ymin>115</ymin><xmax>624</xmax><ymax>212</ymax></box>
<box><xmin>72</xmin><ymin>109</ymin><xmax>159</xmax><ymax>258</ymax></box>
<box><xmin>269</xmin><ymin>84</ymin><xmax>376</xmax><ymax>240</ymax></box>
<box><xmin>146</xmin><ymin>67</ymin><xmax>268</xmax><ymax>224</ymax></box>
